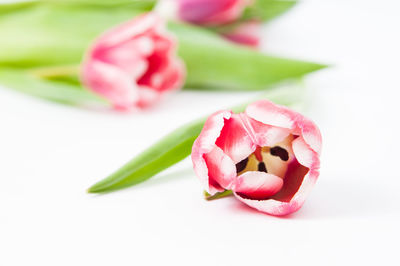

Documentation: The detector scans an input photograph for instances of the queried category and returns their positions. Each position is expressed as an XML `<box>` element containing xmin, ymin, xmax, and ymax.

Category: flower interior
<box><xmin>136</xmin><ymin>38</ymin><xmax>170</xmax><ymax>91</ymax></box>
<box><xmin>235</xmin><ymin>135</ymin><xmax>309</xmax><ymax>202</ymax></box>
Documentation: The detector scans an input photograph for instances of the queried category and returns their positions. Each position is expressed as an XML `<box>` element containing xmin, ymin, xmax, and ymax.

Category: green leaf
<box><xmin>88</xmin><ymin>118</ymin><xmax>206</xmax><ymax>193</ymax></box>
<box><xmin>0</xmin><ymin>68</ymin><xmax>108</xmax><ymax>106</ymax></box>
<box><xmin>0</xmin><ymin>5</ymin><xmax>145</xmax><ymax>67</ymax></box>
<box><xmin>242</xmin><ymin>0</ymin><xmax>297</xmax><ymax>22</ymax></box>
<box><xmin>0</xmin><ymin>5</ymin><xmax>325</xmax><ymax>91</ymax></box>
<box><xmin>0</xmin><ymin>1</ymin><xmax>37</xmax><ymax>15</ymax></box>
<box><xmin>41</xmin><ymin>0</ymin><xmax>155</xmax><ymax>7</ymax></box>
<box><xmin>87</xmin><ymin>84</ymin><xmax>305</xmax><ymax>193</ymax></box>
<box><xmin>0</xmin><ymin>0</ymin><xmax>155</xmax><ymax>10</ymax></box>
<box><xmin>171</xmin><ymin>22</ymin><xmax>326</xmax><ymax>91</ymax></box>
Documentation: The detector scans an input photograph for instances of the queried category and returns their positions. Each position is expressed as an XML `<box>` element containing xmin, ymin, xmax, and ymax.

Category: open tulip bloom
<box><xmin>191</xmin><ymin>100</ymin><xmax>321</xmax><ymax>215</ymax></box>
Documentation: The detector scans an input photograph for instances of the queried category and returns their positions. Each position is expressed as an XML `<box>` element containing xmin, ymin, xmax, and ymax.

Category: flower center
<box><xmin>235</xmin><ymin>134</ymin><xmax>310</xmax><ymax>202</ymax></box>
<box><xmin>235</xmin><ymin>135</ymin><xmax>294</xmax><ymax>178</ymax></box>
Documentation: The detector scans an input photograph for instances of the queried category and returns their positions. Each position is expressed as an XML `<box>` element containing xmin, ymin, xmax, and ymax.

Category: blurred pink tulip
<box><xmin>159</xmin><ymin>0</ymin><xmax>251</xmax><ymax>25</ymax></box>
<box><xmin>81</xmin><ymin>13</ymin><xmax>185</xmax><ymax>110</ymax></box>
<box><xmin>221</xmin><ymin>20</ymin><xmax>261</xmax><ymax>48</ymax></box>
<box><xmin>191</xmin><ymin>100</ymin><xmax>322</xmax><ymax>216</ymax></box>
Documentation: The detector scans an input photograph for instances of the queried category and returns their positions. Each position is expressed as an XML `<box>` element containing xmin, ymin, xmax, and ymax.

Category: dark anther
<box><xmin>236</xmin><ymin>157</ymin><xmax>248</xmax><ymax>173</ymax></box>
<box><xmin>270</xmin><ymin>146</ymin><xmax>289</xmax><ymax>161</ymax></box>
<box><xmin>258</xmin><ymin>162</ymin><xmax>268</xmax><ymax>173</ymax></box>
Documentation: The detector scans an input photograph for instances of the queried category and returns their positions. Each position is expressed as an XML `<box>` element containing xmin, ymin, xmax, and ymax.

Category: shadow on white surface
<box><xmin>191</xmin><ymin>175</ymin><xmax>396</xmax><ymax>221</ymax></box>
<box><xmin>287</xmin><ymin>179</ymin><xmax>394</xmax><ymax>220</ymax></box>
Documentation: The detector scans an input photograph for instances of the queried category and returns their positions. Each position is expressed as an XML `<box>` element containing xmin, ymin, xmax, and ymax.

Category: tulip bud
<box><xmin>81</xmin><ymin>13</ymin><xmax>185</xmax><ymax>110</ymax></box>
<box><xmin>156</xmin><ymin>0</ymin><xmax>252</xmax><ymax>26</ymax></box>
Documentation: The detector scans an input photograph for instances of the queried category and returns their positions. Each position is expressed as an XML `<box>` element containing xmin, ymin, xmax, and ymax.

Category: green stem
<box><xmin>204</xmin><ymin>190</ymin><xmax>233</xmax><ymax>201</ymax></box>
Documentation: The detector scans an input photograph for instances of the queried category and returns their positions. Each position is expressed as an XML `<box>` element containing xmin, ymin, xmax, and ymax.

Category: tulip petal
<box><xmin>192</xmin><ymin>110</ymin><xmax>232</xmax><ymax>193</ymax></box>
<box><xmin>204</xmin><ymin>146</ymin><xmax>237</xmax><ymax>191</ymax></box>
<box><xmin>246</xmin><ymin>100</ymin><xmax>295</xmax><ymax>129</ymax></box>
<box><xmin>215</xmin><ymin>114</ymin><xmax>255</xmax><ymax>163</ymax></box>
<box><xmin>270</xmin><ymin>158</ymin><xmax>309</xmax><ymax>202</ymax></box>
<box><xmin>192</xmin><ymin>110</ymin><xmax>232</xmax><ymax>154</ymax></box>
<box><xmin>81</xmin><ymin>60</ymin><xmax>138</xmax><ymax>110</ymax></box>
<box><xmin>96</xmin><ymin>13</ymin><xmax>162</xmax><ymax>48</ymax></box>
<box><xmin>234</xmin><ymin>154</ymin><xmax>319</xmax><ymax>216</ymax></box>
<box><xmin>292</xmin><ymin>136</ymin><xmax>320</xmax><ymax>170</ymax></box>
<box><xmin>234</xmin><ymin>171</ymin><xmax>284</xmax><ymax>200</ymax></box>
<box><xmin>137</xmin><ymin>34</ymin><xmax>183</xmax><ymax>92</ymax></box>
<box><xmin>298</xmin><ymin>119</ymin><xmax>323</xmax><ymax>156</ymax></box>
<box><xmin>97</xmin><ymin>37</ymin><xmax>153</xmax><ymax>79</ymax></box>
<box><xmin>157</xmin><ymin>58</ymin><xmax>186</xmax><ymax>93</ymax></box>
<box><xmin>246</xmin><ymin>100</ymin><xmax>322</xmax><ymax>155</ymax></box>
<box><xmin>245</xmin><ymin>116</ymin><xmax>291</xmax><ymax>147</ymax></box>
<box><xmin>234</xmin><ymin>192</ymin><xmax>301</xmax><ymax>216</ymax></box>
<box><xmin>136</xmin><ymin>86</ymin><xmax>161</xmax><ymax>108</ymax></box>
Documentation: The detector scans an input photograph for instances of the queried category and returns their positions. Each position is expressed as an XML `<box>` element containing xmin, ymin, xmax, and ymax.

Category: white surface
<box><xmin>1</xmin><ymin>1</ymin><xmax>400</xmax><ymax>265</ymax></box>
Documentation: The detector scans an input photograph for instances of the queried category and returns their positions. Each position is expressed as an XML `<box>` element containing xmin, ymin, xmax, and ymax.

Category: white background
<box><xmin>1</xmin><ymin>0</ymin><xmax>400</xmax><ymax>265</ymax></box>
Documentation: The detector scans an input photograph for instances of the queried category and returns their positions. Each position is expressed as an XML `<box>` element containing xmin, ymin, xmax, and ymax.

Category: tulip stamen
<box><xmin>235</xmin><ymin>135</ymin><xmax>295</xmax><ymax>180</ymax></box>
<box><xmin>257</xmin><ymin>162</ymin><xmax>268</xmax><ymax>173</ymax></box>
<box><xmin>236</xmin><ymin>157</ymin><xmax>249</xmax><ymax>173</ymax></box>
<box><xmin>270</xmin><ymin>146</ymin><xmax>289</xmax><ymax>161</ymax></box>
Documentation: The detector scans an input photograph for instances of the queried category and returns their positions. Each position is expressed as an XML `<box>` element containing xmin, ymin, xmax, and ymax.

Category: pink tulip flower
<box><xmin>221</xmin><ymin>20</ymin><xmax>261</xmax><ymax>48</ymax></box>
<box><xmin>191</xmin><ymin>100</ymin><xmax>322</xmax><ymax>216</ymax></box>
<box><xmin>81</xmin><ymin>13</ymin><xmax>185</xmax><ymax>110</ymax></box>
<box><xmin>158</xmin><ymin>0</ymin><xmax>251</xmax><ymax>26</ymax></box>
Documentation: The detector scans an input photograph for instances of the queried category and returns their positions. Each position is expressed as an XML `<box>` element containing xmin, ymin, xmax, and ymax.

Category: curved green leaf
<box><xmin>88</xmin><ymin>118</ymin><xmax>205</xmax><ymax>193</ymax></box>
<box><xmin>170</xmin><ymin>22</ymin><xmax>327</xmax><ymax>91</ymax></box>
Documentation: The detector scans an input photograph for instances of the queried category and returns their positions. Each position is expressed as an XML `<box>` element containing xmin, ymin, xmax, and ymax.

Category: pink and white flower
<box><xmin>158</xmin><ymin>0</ymin><xmax>251</xmax><ymax>26</ymax></box>
<box><xmin>191</xmin><ymin>100</ymin><xmax>322</xmax><ymax>216</ymax></box>
<box><xmin>81</xmin><ymin>13</ymin><xmax>185</xmax><ymax>110</ymax></box>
